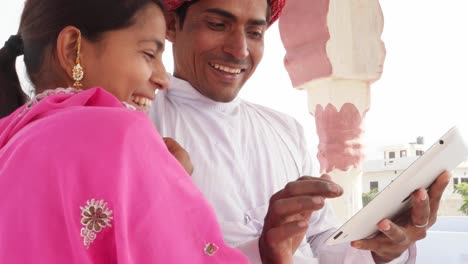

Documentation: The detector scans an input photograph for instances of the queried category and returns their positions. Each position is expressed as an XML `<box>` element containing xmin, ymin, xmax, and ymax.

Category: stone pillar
<box><xmin>279</xmin><ymin>0</ymin><xmax>386</xmax><ymax>223</ymax></box>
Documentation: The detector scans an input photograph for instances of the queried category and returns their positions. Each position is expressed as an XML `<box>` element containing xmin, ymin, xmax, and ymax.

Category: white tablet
<box><xmin>325</xmin><ymin>126</ymin><xmax>468</xmax><ymax>245</ymax></box>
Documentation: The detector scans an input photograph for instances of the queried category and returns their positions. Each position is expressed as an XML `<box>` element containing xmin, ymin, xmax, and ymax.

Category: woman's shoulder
<box><xmin>40</xmin><ymin>106</ymin><xmax>154</xmax><ymax>142</ymax></box>
<box><xmin>20</xmin><ymin>88</ymin><xmax>158</xmax><ymax>148</ymax></box>
<box><xmin>36</xmin><ymin>88</ymin><xmax>147</xmax><ymax>127</ymax></box>
<box><xmin>0</xmin><ymin>87</ymin><xmax>153</xmax><ymax>149</ymax></box>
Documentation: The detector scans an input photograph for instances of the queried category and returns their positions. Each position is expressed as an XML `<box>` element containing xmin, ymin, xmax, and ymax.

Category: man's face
<box><xmin>169</xmin><ymin>0</ymin><xmax>268</xmax><ymax>102</ymax></box>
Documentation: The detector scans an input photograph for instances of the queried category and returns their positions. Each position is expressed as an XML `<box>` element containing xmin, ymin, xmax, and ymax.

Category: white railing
<box><xmin>416</xmin><ymin>216</ymin><xmax>468</xmax><ymax>264</ymax></box>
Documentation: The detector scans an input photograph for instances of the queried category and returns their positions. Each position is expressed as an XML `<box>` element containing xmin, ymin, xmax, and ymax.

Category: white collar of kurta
<box><xmin>166</xmin><ymin>75</ymin><xmax>241</xmax><ymax>114</ymax></box>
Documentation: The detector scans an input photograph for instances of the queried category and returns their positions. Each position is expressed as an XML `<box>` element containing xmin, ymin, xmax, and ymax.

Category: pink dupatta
<box><xmin>0</xmin><ymin>88</ymin><xmax>248</xmax><ymax>263</ymax></box>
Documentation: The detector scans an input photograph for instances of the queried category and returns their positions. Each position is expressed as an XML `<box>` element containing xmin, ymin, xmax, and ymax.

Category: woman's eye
<box><xmin>143</xmin><ymin>52</ymin><xmax>155</xmax><ymax>60</ymax></box>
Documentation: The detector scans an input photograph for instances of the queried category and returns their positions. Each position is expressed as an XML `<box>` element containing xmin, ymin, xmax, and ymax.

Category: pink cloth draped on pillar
<box><xmin>279</xmin><ymin>0</ymin><xmax>331</xmax><ymax>87</ymax></box>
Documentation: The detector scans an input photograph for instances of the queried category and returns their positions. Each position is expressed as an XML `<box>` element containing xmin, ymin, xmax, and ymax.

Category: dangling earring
<box><xmin>72</xmin><ymin>31</ymin><xmax>84</xmax><ymax>88</ymax></box>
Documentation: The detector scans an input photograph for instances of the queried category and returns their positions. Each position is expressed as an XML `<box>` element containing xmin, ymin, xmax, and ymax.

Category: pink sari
<box><xmin>0</xmin><ymin>88</ymin><xmax>248</xmax><ymax>263</ymax></box>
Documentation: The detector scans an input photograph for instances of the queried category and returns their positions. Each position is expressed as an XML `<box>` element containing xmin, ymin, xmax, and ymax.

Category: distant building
<box><xmin>362</xmin><ymin>137</ymin><xmax>468</xmax><ymax>216</ymax></box>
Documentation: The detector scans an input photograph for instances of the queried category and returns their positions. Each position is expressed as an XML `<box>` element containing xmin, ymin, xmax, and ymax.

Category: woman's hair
<box><xmin>0</xmin><ymin>0</ymin><xmax>165</xmax><ymax>118</ymax></box>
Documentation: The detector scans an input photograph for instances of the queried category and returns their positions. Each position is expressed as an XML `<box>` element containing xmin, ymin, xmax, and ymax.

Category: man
<box><xmin>151</xmin><ymin>0</ymin><xmax>449</xmax><ymax>262</ymax></box>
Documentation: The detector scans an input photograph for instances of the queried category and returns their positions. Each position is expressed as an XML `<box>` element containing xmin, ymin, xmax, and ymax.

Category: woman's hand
<box><xmin>163</xmin><ymin>137</ymin><xmax>194</xmax><ymax>176</ymax></box>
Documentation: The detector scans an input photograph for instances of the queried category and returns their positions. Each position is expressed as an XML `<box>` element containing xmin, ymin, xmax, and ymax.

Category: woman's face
<box><xmin>82</xmin><ymin>3</ymin><xmax>168</xmax><ymax>111</ymax></box>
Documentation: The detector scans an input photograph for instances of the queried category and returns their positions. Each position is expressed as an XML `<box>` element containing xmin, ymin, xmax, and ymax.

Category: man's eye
<box><xmin>208</xmin><ymin>22</ymin><xmax>226</xmax><ymax>30</ymax></box>
<box><xmin>249</xmin><ymin>31</ymin><xmax>264</xmax><ymax>39</ymax></box>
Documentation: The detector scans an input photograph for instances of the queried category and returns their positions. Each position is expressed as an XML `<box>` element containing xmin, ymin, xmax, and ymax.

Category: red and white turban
<box><xmin>162</xmin><ymin>0</ymin><xmax>286</xmax><ymax>26</ymax></box>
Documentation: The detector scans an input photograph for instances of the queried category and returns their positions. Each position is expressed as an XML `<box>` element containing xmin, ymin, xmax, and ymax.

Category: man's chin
<box><xmin>206</xmin><ymin>90</ymin><xmax>240</xmax><ymax>103</ymax></box>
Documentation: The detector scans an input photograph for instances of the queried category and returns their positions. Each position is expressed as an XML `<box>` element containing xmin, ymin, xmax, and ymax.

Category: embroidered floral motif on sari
<box><xmin>80</xmin><ymin>199</ymin><xmax>113</xmax><ymax>248</ymax></box>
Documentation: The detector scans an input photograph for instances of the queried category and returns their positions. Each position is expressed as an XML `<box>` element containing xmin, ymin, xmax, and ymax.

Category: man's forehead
<box><xmin>199</xmin><ymin>3</ymin><xmax>269</xmax><ymax>26</ymax></box>
<box><xmin>163</xmin><ymin>0</ymin><xmax>286</xmax><ymax>26</ymax></box>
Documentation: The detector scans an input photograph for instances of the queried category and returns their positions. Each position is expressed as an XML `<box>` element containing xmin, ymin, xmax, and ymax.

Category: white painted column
<box><xmin>279</xmin><ymin>0</ymin><xmax>386</xmax><ymax>223</ymax></box>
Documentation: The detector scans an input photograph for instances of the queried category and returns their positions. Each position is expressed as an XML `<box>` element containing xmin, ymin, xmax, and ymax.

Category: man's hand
<box><xmin>163</xmin><ymin>137</ymin><xmax>194</xmax><ymax>176</ymax></box>
<box><xmin>351</xmin><ymin>171</ymin><xmax>450</xmax><ymax>263</ymax></box>
<box><xmin>259</xmin><ymin>175</ymin><xmax>343</xmax><ymax>263</ymax></box>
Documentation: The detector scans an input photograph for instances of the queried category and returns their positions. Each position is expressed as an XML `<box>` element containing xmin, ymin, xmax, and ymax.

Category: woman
<box><xmin>0</xmin><ymin>0</ymin><xmax>247</xmax><ymax>262</ymax></box>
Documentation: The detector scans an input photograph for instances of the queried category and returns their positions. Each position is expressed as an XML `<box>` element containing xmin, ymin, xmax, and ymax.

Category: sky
<box><xmin>1</xmin><ymin>1</ymin><xmax>467</xmax><ymax>160</ymax></box>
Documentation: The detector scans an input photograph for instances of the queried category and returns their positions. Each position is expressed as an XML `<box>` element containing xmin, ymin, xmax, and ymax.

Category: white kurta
<box><xmin>150</xmin><ymin>76</ymin><xmax>414</xmax><ymax>263</ymax></box>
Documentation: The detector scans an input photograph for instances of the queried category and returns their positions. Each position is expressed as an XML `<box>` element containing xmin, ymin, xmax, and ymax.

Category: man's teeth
<box><xmin>210</xmin><ymin>63</ymin><xmax>242</xmax><ymax>74</ymax></box>
<box><xmin>131</xmin><ymin>95</ymin><xmax>151</xmax><ymax>108</ymax></box>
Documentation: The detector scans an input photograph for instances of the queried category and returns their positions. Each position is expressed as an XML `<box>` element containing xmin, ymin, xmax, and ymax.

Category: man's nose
<box><xmin>223</xmin><ymin>29</ymin><xmax>249</xmax><ymax>59</ymax></box>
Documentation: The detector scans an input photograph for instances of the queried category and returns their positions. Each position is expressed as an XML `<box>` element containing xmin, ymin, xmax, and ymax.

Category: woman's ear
<box><xmin>165</xmin><ymin>12</ymin><xmax>179</xmax><ymax>43</ymax></box>
<box><xmin>56</xmin><ymin>26</ymin><xmax>84</xmax><ymax>85</ymax></box>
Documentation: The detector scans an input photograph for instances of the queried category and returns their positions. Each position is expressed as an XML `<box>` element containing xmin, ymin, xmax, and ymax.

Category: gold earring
<box><xmin>72</xmin><ymin>31</ymin><xmax>84</xmax><ymax>88</ymax></box>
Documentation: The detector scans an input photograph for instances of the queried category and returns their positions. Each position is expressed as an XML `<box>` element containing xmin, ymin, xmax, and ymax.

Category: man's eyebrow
<box><xmin>204</xmin><ymin>8</ymin><xmax>236</xmax><ymax>21</ymax></box>
<box><xmin>248</xmin><ymin>19</ymin><xmax>267</xmax><ymax>27</ymax></box>
<box><xmin>204</xmin><ymin>8</ymin><xmax>267</xmax><ymax>26</ymax></box>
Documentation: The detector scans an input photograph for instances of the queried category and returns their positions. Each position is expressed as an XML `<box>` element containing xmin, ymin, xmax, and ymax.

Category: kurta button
<box><xmin>204</xmin><ymin>243</ymin><xmax>219</xmax><ymax>256</ymax></box>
